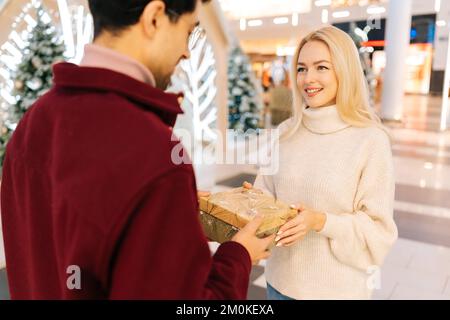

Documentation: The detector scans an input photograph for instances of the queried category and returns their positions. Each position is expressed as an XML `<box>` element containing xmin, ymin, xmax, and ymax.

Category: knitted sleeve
<box><xmin>318</xmin><ymin>130</ymin><xmax>398</xmax><ymax>271</ymax></box>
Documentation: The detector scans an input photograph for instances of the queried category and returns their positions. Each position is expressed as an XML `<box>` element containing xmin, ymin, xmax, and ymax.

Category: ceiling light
<box><xmin>248</xmin><ymin>19</ymin><xmax>263</xmax><ymax>27</ymax></box>
<box><xmin>332</xmin><ymin>11</ymin><xmax>350</xmax><ymax>18</ymax></box>
<box><xmin>367</xmin><ymin>6</ymin><xmax>386</xmax><ymax>15</ymax></box>
<box><xmin>273</xmin><ymin>17</ymin><xmax>289</xmax><ymax>25</ymax></box>
<box><xmin>435</xmin><ymin>0</ymin><xmax>441</xmax><ymax>12</ymax></box>
<box><xmin>315</xmin><ymin>0</ymin><xmax>331</xmax><ymax>6</ymax></box>
<box><xmin>218</xmin><ymin>0</ymin><xmax>312</xmax><ymax>20</ymax></box>
<box><xmin>322</xmin><ymin>9</ymin><xmax>329</xmax><ymax>23</ymax></box>
<box><xmin>292</xmin><ymin>13</ymin><xmax>299</xmax><ymax>26</ymax></box>
<box><xmin>240</xmin><ymin>18</ymin><xmax>246</xmax><ymax>31</ymax></box>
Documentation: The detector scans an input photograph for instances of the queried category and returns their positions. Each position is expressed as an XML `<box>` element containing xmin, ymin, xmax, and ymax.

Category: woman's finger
<box><xmin>275</xmin><ymin>226</ymin><xmax>305</xmax><ymax>242</ymax></box>
<box><xmin>278</xmin><ymin>215</ymin><xmax>304</xmax><ymax>234</ymax></box>
<box><xmin>243</xmin><ymin>181</ymin><xmax>253</xmax><ymax>189</ymax></box>
<box><xmin>277</xmin><ymin>234</ymin><xmax>301</xmax><ymax>246</ymax></box>
<box><xmin>277</xmin><ymin>232</ymin><xmax>306</xmax><ymax>247</ymax></box>
<box><xmin>290</xmin><ymin>203</ymin><xmax>307</xmax><ymax>212</ymax></box>
<box><xmin>281</xmin><ymin>239</ymin><xmax>303</xmax><ymax>247</ymax></box>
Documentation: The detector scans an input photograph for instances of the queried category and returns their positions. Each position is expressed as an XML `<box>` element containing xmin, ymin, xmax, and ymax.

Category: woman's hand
<box><xmin>198</xmin><ymin>181</ymin><xmax>256</xmax><ymax>200</ymax></box>
<box><xmin>197</xmin><ymin>181</ymin><xmax>259</xmax><ymax>202</ymax></box>
<box><xmin>242</xmin><ymin>181</ymin><xmax>253</xmax><ymax>190</ymax></box>
<box><xmin>242</xmin><ymin>181</ymin><xmax>263</xmax><ymax>194</ymax></box>
<box><xmin>275</xmin><ymin>204</ymin><xmax>327</xmax><ymax>247</ymax></box>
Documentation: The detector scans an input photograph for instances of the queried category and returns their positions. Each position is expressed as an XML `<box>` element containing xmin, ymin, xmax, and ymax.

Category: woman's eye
<box><xmin>318</xmin><ymin>66</ymin><xmax>329</xmax><ymax>71</ymax></box>
<box><xmin>297</xmin><ymin>67</ymin><xmax>306</xmax><ymax>73</ymax></box>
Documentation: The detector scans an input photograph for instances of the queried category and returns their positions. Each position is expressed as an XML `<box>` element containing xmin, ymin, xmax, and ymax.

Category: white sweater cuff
<box><xmin>317</xmin><ymin>212</ymin><xmax>342</xmax><ymax>239</ymax></box>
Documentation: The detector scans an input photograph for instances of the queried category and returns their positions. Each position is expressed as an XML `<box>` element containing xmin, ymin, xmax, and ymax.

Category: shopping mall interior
<box><xmin>1</xmin><ymin>0</ymin><xmax>450</xmax><ymax>300</ymax></box>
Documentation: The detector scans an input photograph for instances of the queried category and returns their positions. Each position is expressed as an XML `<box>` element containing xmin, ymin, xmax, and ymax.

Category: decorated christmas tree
<box><xmin>227</xmin><ymin>46</ymin><xmax>262</xmax><ymax>132</ymax></box>
<box><xmin>0</xmin><ymin>5</ymin><xmax>65</xmax><ymax>167</ymax></box>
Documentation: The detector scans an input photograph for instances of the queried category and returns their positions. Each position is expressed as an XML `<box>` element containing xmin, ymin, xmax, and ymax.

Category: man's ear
<box><xmin>140</xmin><ymin>0</ymin><xmax>166</xmax><ymax>38</ymax></box>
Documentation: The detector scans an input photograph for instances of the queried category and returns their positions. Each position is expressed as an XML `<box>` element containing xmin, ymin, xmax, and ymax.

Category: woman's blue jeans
<box><xmin>266</xmin><ymin>282</ymin><xmax>295</xmax><ymax>300</ymax></box>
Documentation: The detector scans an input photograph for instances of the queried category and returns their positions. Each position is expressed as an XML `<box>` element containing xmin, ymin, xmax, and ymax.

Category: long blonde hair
<box><xmin>282</xmin><ymin>26</ymin><xmax>385</xmax><ymax>140</ymax></box>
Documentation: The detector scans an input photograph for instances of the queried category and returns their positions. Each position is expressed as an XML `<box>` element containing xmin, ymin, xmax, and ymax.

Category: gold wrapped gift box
<box><xmin>199</xmin><ymin>187</ymin><xmax>298</xmax><ymax>243</ymax></box>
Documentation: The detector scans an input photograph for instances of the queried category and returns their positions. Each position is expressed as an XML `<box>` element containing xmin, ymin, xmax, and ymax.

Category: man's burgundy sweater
<box><xmin>0</xmin><ymin>63</ymin><xmax>251</xmax><ymax>299</ymax></box>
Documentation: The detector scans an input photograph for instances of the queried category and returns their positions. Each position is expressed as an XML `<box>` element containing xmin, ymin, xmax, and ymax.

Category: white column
<box><xmin>434</xmin><ymin>0</ymin><xmax>450</xmax><ymax>130</ymax></box>
<box><xmin>433</xmin><ymin>0</ymin><xmax>450</xmax><ymax>71</ymax></box>
<box><xmin>196</xmin><ymin>1</ymin><xmax>230</xmax><ymax>190</ymax></box>
<box><xmin>440</xmin><ymin>30</ymin><xmax>450</xmax><ymax>130</ymax></box>
<box><xmin>381</xmin><ymin>0</ymin><xmax>412</xmax><ymax>121</ymax></box>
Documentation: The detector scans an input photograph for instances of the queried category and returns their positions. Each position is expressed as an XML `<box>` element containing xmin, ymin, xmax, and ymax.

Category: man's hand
<box><xmin>197</xmin><ymin>191</ymin><xmax>210</xmax><ymax>203</ymax></box>
<box><xmin>198</xmin><ymin>191</ymin><xmax>212</xmax><ymax>241</ymax></box>
<box><xmin>232</xmin><ymin>214</ymin><xmax>276</xmax><ymax>265</ymax></box>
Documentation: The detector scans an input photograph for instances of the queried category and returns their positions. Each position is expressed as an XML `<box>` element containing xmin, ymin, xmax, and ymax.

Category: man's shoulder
<box><xmin>15</xmin><ymin>87</ymin><xmax>183</xmax><ymax>174</ymax></box>
<box><xmin>46</xmin><ymin>86</ymin><xmax>174</xmax><ymax>138</ymax></box>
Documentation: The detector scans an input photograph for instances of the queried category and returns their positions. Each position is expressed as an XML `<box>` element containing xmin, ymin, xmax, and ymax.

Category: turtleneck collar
<box><xmin>302</xmin><ymin>105</ymin><xmax>350</xmax><ymax>135</ymax></box>
<box><xmin>80</xmin><ymin>44</ymin><xmax>156</xmax><ymax>87</ymax></box>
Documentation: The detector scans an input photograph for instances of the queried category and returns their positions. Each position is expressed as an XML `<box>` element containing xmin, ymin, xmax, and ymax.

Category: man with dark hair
<box><xmin>1</xmin><ymin>0</ymin><xmax>274</xmax><ymax>299</ymax></box>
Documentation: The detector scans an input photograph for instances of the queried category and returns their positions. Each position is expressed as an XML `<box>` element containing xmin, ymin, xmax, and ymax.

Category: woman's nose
<box><xmin>304</xmin><ymin>70</ymin><xmax>316</xmax><ymax>83</ymax></box>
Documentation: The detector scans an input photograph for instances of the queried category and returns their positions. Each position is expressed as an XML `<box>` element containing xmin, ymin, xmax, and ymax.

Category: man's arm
<box><xmin>108</xmin><ymin>168</ymin><xmax>252</xmax><ymax>299</ymax></box>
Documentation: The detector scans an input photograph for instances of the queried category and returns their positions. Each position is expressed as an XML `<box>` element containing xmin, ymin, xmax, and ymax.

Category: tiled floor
<box><xmin>1</xmin><ymin>94</ymin><xmax>450</xmax><ymax>300</ymax></box>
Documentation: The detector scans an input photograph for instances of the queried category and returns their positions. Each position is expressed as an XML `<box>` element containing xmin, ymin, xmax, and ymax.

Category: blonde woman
<box><xmin>253</xmin><ymin>26</ymin><xmax>398</xmax><ymax>300</ymax></box>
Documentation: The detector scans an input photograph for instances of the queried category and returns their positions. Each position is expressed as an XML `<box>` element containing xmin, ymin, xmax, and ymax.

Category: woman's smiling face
<box><xmin>297</xmin><ymin>40</ymin><xmax>338</xmax><ymax>108</ymax></box>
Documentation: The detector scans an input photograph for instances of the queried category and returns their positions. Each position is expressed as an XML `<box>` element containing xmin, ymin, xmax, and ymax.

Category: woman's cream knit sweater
<box><xmin>254</xmin><ymin>105</ymin><xmax>398</xmax><ymax>300</ymax></box>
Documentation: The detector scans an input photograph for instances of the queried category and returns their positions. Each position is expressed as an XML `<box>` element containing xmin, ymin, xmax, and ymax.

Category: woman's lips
<box><xmin>305</xmin><ymin>88</ymin><xmax>323</xmax><ymax>98</ymax></box>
